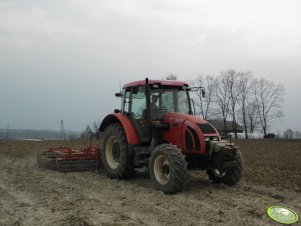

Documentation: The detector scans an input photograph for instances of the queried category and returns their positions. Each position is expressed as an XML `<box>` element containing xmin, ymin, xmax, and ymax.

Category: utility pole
<box><xmin>6</xmin><ymin>124</ymin><xmax>9</xmax><ymax>140</ymax></box>
<box><xmin>60</xmin><ymin>120</ymin><xmax>65</xmax><ymax>141</ymax></box>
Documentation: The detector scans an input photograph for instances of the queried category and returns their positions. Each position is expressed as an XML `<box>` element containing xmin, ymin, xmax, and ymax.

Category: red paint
<box><xmin>163</xmin><ymin>113</ymin><xmax>219</xmax><ymax>155</ymax></box>
<box><xmin>45</xmin><ymin>146</ymin><xmax>101</xmax><ymax>167</ymax></box>
<box><xmin>163</xmin><ymin>116</ymin><xmax>184</xmax><ymax>149</ymax></box>
<box><xmin>110</xmin><ymin>113</ymin><xmax>140</xmax><ymax>145</ymax></box>
<box><xmin>181</xmin><ymin>120</ymin><xmax>206</xmax><ymax>154</ymax></box>
<box><xmin>166</xmin><ymin>112</ymin><xmax>209</xmax><ymax>124</ymax></box>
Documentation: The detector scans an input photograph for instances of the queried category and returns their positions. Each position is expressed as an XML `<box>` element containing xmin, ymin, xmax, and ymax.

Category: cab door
<box><xmin>127</xmin><ymin>86</ymin><xmax>150</xmax><ymax>143</ymax></box>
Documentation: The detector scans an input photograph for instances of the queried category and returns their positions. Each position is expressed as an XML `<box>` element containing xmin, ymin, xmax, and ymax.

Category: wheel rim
<box><xmin>105</xmin><ymin>135</ymin><xmax>120</xmax><ymax>169</ymax></box>
<box><xmin>212</xmin><ymin>168</ymin><xmax>227</xmax><ymax>178</ymax></box>
<box><xmin>153</xmin><ymin>155</ymin><xmax>170</xmax><ymax>185</ymax></box>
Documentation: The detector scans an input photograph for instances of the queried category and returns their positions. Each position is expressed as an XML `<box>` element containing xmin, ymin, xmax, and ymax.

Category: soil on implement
<box><xmin>0</xmin><ymin>140</ymin><xmax>300</xmax><ymax>226</ymax></box>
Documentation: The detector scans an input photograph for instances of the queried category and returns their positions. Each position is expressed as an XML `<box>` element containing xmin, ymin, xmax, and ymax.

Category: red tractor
<box><xmin>99</xmin><ymin>78</ymin><xmax>242</xmax><ymax>194</ymax></box>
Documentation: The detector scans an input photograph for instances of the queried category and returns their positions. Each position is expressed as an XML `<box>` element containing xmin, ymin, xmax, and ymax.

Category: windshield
<box><xmin>123</xmin><ymin>85</ymin><xmax>192</xmax><ymax>120</ymax></box>
<box><xmin>151</xmin><ymin>86</ymin><xmax>192</xmax><ymax>115</ymax></box>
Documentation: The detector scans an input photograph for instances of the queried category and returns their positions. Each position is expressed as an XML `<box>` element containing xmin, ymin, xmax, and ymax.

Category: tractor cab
<box><xmin>116</xmin><ymin>80</ymin><xmax>193</xmax><ymax>143</ymax></box>
<box><xmin>119</xmin><ymin>79</ymin><xmax>193</xmax><ymax>119</ymax></box>
<box><xmin>116</xmin><ymin>79</ymin><xmax>194</xmax><ymax>143</ymax></box>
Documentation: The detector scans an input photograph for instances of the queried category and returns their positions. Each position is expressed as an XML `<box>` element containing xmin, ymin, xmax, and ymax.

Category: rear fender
<box><xmin>99</xmin><ymin>113</ymin><xmax>140</xmax><ymax>145</ymax></box>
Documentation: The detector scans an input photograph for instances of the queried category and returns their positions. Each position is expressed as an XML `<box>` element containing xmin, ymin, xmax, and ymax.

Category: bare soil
<box><xmin>0</xmin><ymin>139</ymin><xmax>300</xmax><ymax>226</ymax></box>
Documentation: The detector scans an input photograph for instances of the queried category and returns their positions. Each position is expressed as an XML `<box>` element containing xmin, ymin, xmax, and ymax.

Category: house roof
<box><xmin>207</xmin><ymin>120</ymin><xmax>244</xmax><ymax>132</ymax></box>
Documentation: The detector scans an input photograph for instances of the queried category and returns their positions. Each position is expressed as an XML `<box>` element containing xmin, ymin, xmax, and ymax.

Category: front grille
<box><xmin>187</xmin><ymin>127</ymin><xmax>200</xmax><ymax>151</ymax></box>
<box><xmin>198</xmin><ymin>123</ymin><xmax>216</xmax><ymax>134</ymax></box>
<box><xmin>185</xmin><ymin>126</ymin><xmax>201</xmax><ymax>151</ymax></box>
<box><xmin>185</xmin><ymin>130</ymin><xmax>193</xmax><ymax>151</ymax></box>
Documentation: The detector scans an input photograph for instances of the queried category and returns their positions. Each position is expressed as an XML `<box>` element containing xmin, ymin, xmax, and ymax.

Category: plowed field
<box><xmin>0</xmin><ymin>140</ymin><xmax>300</xmax><ymax>226</ymax></box>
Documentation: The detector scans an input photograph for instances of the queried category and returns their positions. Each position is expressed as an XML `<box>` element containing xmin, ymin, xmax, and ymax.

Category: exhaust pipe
<box><xmin>145</xmin><ymin>77</ymin><xmax>152</xmax><ymax>123</ymax></box>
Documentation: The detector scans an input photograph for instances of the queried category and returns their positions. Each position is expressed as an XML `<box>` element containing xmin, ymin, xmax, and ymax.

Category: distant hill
<box><xmin>0</xmin><ymin>128</ymin><xmax>81</xmax><ymax>140</ymax></box>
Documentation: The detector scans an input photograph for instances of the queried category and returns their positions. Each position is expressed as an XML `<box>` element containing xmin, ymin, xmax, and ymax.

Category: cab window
<box><xmin>131</xmin><ymin>86</ymin><xmax>146</xmax><ymax>119</ymax></box>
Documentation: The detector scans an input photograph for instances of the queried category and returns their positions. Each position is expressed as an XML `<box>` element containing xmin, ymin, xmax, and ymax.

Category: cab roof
<box><xmin>123</xmin><ymin>79</ymin><xmax>189</xmax><ymax>89</ymax></box>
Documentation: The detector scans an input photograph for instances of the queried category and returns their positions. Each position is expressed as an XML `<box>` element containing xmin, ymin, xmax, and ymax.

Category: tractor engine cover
<box><xmin>162</xmin><ymin>112</ymin><xmax>220</xmax><ymax>155</ymax></box>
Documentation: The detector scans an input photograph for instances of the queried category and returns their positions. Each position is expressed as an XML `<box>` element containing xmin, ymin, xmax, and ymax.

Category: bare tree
<box><xmin>90</xmin><ymin>120</ymin><xmax>102</xmax><ymax>139</ymax></box>
<box><xmin>295</xmin><ymin>130</ymin><xmax>301</xmax><ymax>139</ymax></box>
<box><xmin>246</xmin><ymin>101</ymin><xmax>260</xmax><ymax>133</ymax></box>
<box><xmin>81</xmin><ymin>120</ymin><xmax>102</xmax><ymax>140</ymax></box>
<box><xmin>80</xmin><ymin>125</ymin><xmax>92</xmax><ymax>139</ymax></box>
<box><xmin>254</xmin><ymin>78</ymin><xmax>285</xmax><ymax>136</ymax></box>
<box><xmin>215</xmin><ymin>72</ymin><xmax>231</xmax><ymax>135</ymax></box>
<box><xmin>283</xmin><ymin>129</ymin><xmax>301</xmax><ymax>139</ymax></box>
<box><xmin>165</xmin><ymin>73</ymin><xmax>178</xmax><ymax>80</ymax></box>
<box><xmin>236</xmin><ymin>71</ymin><xmax>255</xmax><ymax>139</ymax></box>
<box><xmin>190</xmin><ymin>69</ymin><xmax>285</xmax><ymax>138</ymax></box>
<box><xmin>227</xmin><ymin>70</ymin><xmax>240</xmax><ymax>139</ymax></box>
<box><xmin>283</xmin><ymin>129</ymin><xmax>294</xmax><ymax>139</ymax></box>
<box><xmin>192</xmin><ymin>75</ymin><xmax>216</xmax><ymax>120</ymax></box>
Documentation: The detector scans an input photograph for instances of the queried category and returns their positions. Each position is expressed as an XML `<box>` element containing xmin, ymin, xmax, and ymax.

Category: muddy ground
<box><xmin>0</xmin><ymin>139</ymin><xmax>300</xmax><ymax>226</ymax></box>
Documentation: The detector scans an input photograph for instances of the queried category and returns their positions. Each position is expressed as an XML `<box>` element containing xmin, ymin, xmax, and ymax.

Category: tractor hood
<box><xmin>164</xmin><ymin>112</ymin><xmax>209</xmax><ymax>124</ymax></box>
<box><xmin>164</xmin><ymin>112</ymin><xmax>219</xmax><ymax>137</ymax></box>
<box><xmin>162</xmin><ymin>112</ymin><xmax>220</xmax><ymax>155</ymax></box>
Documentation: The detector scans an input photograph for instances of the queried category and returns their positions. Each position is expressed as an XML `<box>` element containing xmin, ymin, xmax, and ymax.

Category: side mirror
<box><xmin>115</xmin><ymin>92</ymin><xmax>122</xmax><ymax>97</ymax></box>
<box><xmin>190</xmin><ymin>86</ymin><xmax>205</xmax><ymax>98</ymax></box>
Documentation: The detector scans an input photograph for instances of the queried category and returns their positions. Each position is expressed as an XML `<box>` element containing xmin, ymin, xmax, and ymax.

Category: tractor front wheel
<box><xmin>207</xmin><ymin>150</ymin><xmax>243</xmax><ymax>186</ymax></box>
<box><xmin>149</xmin><ymin>144</ymin><xmax>188</xmax><ymax>194</ymax></box>
<box><xmin>101</xmin><ymin>123</ymin><xmax>134</xmax><ymax>179</ymax></box>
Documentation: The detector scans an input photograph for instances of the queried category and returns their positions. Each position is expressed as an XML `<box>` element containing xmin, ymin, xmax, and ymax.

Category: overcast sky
<box><xmin>0</xmin><ymin>0</ymin><xmax>301</xmax><ymax>133</ymax></box>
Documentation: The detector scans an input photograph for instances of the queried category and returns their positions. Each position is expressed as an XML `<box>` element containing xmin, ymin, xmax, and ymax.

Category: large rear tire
<box><xmin>101</xmin><ymin>123</ymin><xmax>134</xmax><ymax>179</ymax></box>
<box><xmin>207</xmin><ymin>150</ymin><xmax>243</xmax><ymax>186</ymax></box>
<box><xmin>149</xmin><ymin>144</ymin><xmax>188</xmax><ymax>194</ymax></box>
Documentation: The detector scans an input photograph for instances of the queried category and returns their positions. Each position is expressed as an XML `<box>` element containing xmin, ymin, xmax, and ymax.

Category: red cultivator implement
<box><xmin>37</xmin><ymin>146</ymin><xmax>101</xmax><ymax>172</ymax></box>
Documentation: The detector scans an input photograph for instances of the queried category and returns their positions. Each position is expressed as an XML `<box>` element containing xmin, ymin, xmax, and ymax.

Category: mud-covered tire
<box><xmin>149</xmin><ymin>144</ymin><xmax>188</xmax><ymax>194</ymax></box>
<box><xmin>101</xmin><ymin>123</ymin><xmax>134</xmax><ymax>179</ymax></box>
<box><xmin>207</xmin><ymin>169</ymin><xmax>223</xmax><ymax>184</ymax></box>
<box><xmin>207</xmin><ymin>150</ymin><xmax>243</xmax><ymax>186</ymax></box>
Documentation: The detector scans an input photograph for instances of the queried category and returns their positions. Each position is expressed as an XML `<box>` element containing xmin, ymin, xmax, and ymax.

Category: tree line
<box><xmin>81</xmin><ymin>120</ymin><xmax>101</xmax><ymax>140</ymax></box>
<box><xmin>283</xmin><ymin>129</ymin><xmax>301</xmax><ymax>139</ymax></box>
<box><xmin>188</xmin><ymin>70</ymin><xmax>284</xmax><ymax>139</ymax></box>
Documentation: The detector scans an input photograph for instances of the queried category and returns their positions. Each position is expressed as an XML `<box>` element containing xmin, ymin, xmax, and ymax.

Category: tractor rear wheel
<box><xmin>207</xmin><ymin>150</ymin><xmax>243</xmax><ymax>186</ymax></box>
<box><xmin>149</xmin><ymin>144</ymin><xmax>188</xmax><ymax>194</ymax></box>
<box><xmin>101</xmin><ymin>123</ymin><xmax>134</xmax><ymax>179</ymax></box>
